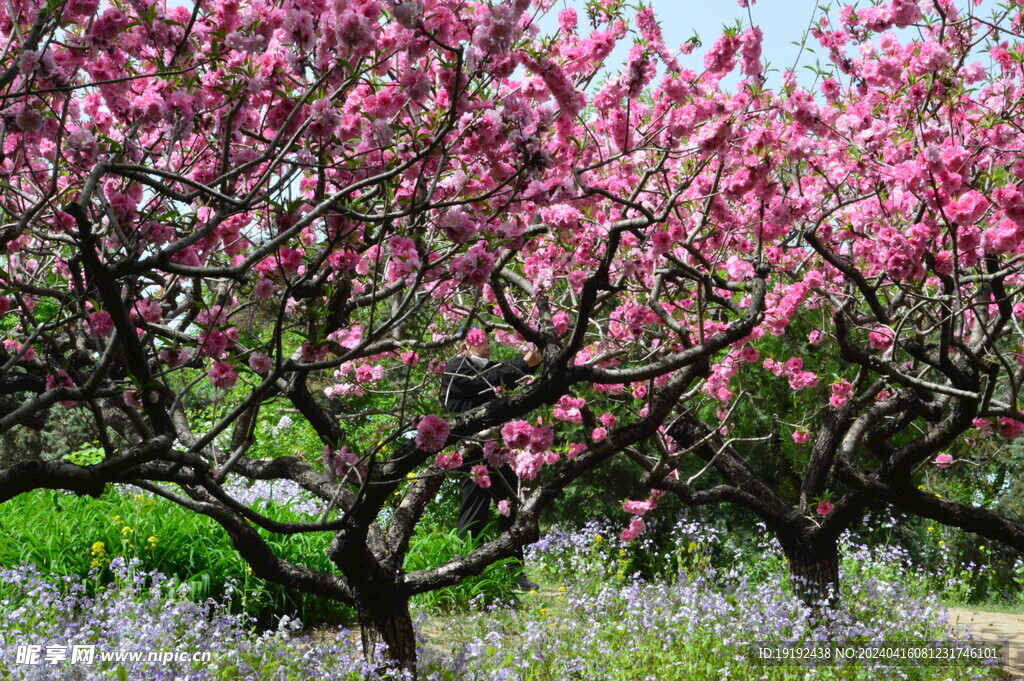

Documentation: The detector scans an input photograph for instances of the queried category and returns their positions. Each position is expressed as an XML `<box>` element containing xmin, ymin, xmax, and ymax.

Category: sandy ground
<box><xmin>948</xmin><ymin>608</ymin><xmax>1024</xmax><ymax>679</ymax></box>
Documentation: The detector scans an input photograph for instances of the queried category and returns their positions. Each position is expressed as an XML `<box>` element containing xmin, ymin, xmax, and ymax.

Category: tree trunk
<box><xmin>781</xmin><ymin>535</ymin><xmax>840</xmax><ymax>611</ymax></box>
<box><xmin>356</xmin><ymin>590</ymin><xmax>418</xmax><ymax>679</ymax></box>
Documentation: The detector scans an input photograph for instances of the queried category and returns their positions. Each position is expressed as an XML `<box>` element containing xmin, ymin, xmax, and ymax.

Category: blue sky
<box><xmin>541</xmin><ymin>0</ymin><xmax>1007</xmax><ymax>88</ymax></box>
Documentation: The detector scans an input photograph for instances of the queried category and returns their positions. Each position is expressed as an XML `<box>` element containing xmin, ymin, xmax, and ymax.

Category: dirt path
<box><xmin>948</xmin><ymin>608</ymin><xmax>1024</xmax><ymax>679</ymax></box>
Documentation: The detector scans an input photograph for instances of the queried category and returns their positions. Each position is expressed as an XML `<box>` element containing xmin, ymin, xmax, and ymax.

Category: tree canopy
<box><xmin>4</xmin><ymin>0</ymin><xmax>1024</xmax><ymax>674</ymax></box>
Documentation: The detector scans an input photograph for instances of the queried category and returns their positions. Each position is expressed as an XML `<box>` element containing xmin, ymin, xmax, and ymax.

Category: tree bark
<box><xmin>781</xmin><ymin>535</ymin><xmax>840</xmax><ymax>611</ymax></box>
<box><xmin>356</xmin><ymin>590</ymin><xmax>418</xmax><ymax>679</ymax></box>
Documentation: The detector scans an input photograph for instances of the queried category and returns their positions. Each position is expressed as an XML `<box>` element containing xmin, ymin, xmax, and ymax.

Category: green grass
<box><xmin>0</xmin><ymin>487</ymin><xmax>522</xmax><ymax>626</ymax></box>
<box><xmin>0</xmin><ymin>488</ymin><xmax>350</xmax><ymax>626</ymax></box>
<box><xmin>943</xmin><ymin>600</ymin><xmax>1024</xmax><ymax>615</ymax></box>
<box><xmin>404</xmin><ymin>525</ymin><xmax>521</xmax><ymax>611</ymax></box>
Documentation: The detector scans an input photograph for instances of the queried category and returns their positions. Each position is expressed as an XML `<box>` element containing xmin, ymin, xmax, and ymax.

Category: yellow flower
<box><xmin>979</xmin><ymin>545</ymin><xmax>986</xmax><ymax>550</ymax></box>
<box><xmin>593</xmin><ymin>534</ymin><xmax>604</xmax><ymax>544</ymax></box>
<box><xmin>90</xmin><ymin>541</ymin><xmax>106</xmax><ymax>557</ymax></box>
<box><xmin>927</xmin><ymin>526</ymin><xmax>934</xmax><ymax>532</ymax></box>
<box><xmin>246</xmin><ymin>567</ymin><xmax>253</xmax><ymax>575</ymax></box>
<box><xmin>121</xmin><ymin>526</ymin><xmax>133</xmax><ymax>536</ymax></box>
<box><xmin>618</xmin><ymin>549</ymin><xmax>626</xmax><ymax>557</ymax></box>
<box><xmin>688</xmin><ymin>541</ymin><xmax>698</xmax><ymax>552</ymax></box>
<box><xmin>111</xmin><ymin>515</ymin><xmax>122</xmax><ymax>523</ymax></box>
<box><xmin>147</xmin><ymin>536</ymin><xmax>158</xmax><ymax>547</ymax></box>
<box><xmin>939</xmin><ymin>540</ymin><xmax>945</xmax><ymax>547</ymax></box>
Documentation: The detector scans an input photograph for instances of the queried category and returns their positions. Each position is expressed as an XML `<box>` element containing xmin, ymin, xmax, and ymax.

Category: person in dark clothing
<box><xmin>440</xmin><ymin>328</ymin><xmax>541</xmax><ymax>587</ymax></box>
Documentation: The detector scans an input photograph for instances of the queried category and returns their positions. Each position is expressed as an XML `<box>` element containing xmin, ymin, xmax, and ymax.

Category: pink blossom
<box><xmin>890</xmin><ymin>0</ymin><xmax>921</xmax><ymax>27</ymax></box>
<box><xmin>830</xmin><ymin>379</ymin><xmax>853</xmax><ymax>408</ymax></box>
<box><xmin>248</xmin><ymin>352</ymin><xmax>273</xmax><ymax>374</ymax></box>
<box><xmin>945</xmin><ymin>190</ymin><xmax>988</xmax><ymax>225</ymax></box>
<box><xmin>327</xmin><ymin>326</ymin><xmax>363</xmax><ymax>350</ymax></box>
<box><xmin>501</xmin><ymin>420</ymin><xmax>532</xmax><ymax>449</ymax></box>
<box><xmin>131</xmin><ymin>299</ymin><xmax>162</xmax><ymax>324</ymax></box>
<box><xmin>416</xmin><ymin>414</ymin><xmax>450</xmax><ymax>452</ymax></box>
<box><xmin>86</xmin><ymin>311</ymin><xmax>114</xmax><ymax>339</ymax></box>
<box><xmin>278</xmin><ymin>248</ymin><xmax>303</xmax><ymax>275</ymax></box>
<box><xmin>591</xmin><ymin>427</ymin><xmax>608</xmax><ymax>442</ymax></box>
<box><xmin>623</xmin><ymin>499</ymin><xmax>655</xmax><ymax>515</ymax></box>
<box><xmin>209</xmin><ymin>361</ymin><xmax>238</xmax><ymax>390</ymax></box>
<box><xmin>739</xmin><ymin>27</ymin><xmax>763</xmax><ymax>76</ymax></box>
<box><xmin>934</xmin><ymin>453</ymin><xmax>954</xmax><ymax>468</ymax></box>
<box><xmin>567</xmin><ymin>443</ymin><xmax>586</xmax><ymax>459</ymax></box>
<box><xmin>997</xmin><ymin>417</ymin><xmax>1024</xmax><ymax>439</ymax></box>
<box><xmin>529</xmin><ymin>425</ymin><xmax>554</xmax><ymax>452</ymax></box>
<box><xmin>67</xmin><ymin>129</ymin><xmax>99</xmax><ymax>163</ymax></box>
<box><xmin>466</xmin><ymin>328</ymin><xmax>488</xmax><ymax>347</ymax></box>
<box><xmin>652</xmin><ymin>230</ymin><xmax>674</xmax><ymax>255</ymax></box>
<box><xmin>497</xmin><ymin>500</ymin><xmax>511</xmax><ymax>517</ymax></box>
<box><xmin>792</xmin><ymin>429</ymin><xmax>811</xmax><ymax>444</ymax></box>
<box><xmin>816</xmin><ymin>500</ymin><xmax>834</xmax><ymax>516</ymax></box>
<box><xmin>253</xmin><ymin>277</ymin><xmax>275</xmax><ymax>299</ymax></box>
<box><xmin>620</xmin><ymin>517</ymin><xmax>646</xmax><ymax>543</ymax></box>
<box><xmin>159</xmin><ymin>347</ymin><xmax>192</xmax><ymax>369</ymax></box>
<box><xmin>391</xmin><ymin>1</ymin><xmax>423</xmax><ymax>29</ymax></box>
<box><xmin>436</xmin><ymin>450</ymin><xmax>463</xmax><ymax>470</ymax></box>
<box><xmin>65</xmin><ymin>0</ymin><xmax>99</xmax><ymax>20</ymax></box>
<box><xmin>449</xmin><ymin>243</ymin><xmax>495</xmax><ymax>287</ymax></box>
<box><xmin>387</xmin><ymin>235</ymin><xmax>421</xmax><ymax>283</ymax></box>
<box><xmin>199</xmin><ymin>330</ymin><xmax>230</xmax><ymax>359</ymax></box>
<box><xmin>526</xmin><ymin>57</ymin><xmax>585</xmax><ymax>119</ymax></box>
<box><xmin>284</xmin><ymin>9</ymin><xmax>315</xmax><ymax>49</ymax></box>
<box><xmin>46</xmin><ymin>370</ymin><xmax>76</xmax><ymax>406</ymax></box>
<box><xmin>868</xmin><ymin>327</ymin><xmax>894</xmax><ymax>351</ymax></box>
<box><xmin>440</xmin><ymin>208</ymin><xmax>476</xmax><ymax>244</ymax></box>
<box><xmin>196</xmin><ymin>305</ymin><xmax>228</xmax><ymax>328</ymax></box>
<box><xmin>88</xmin><ymin>7</ymin><xmax>127</xmax><ymax>48</ymax></box>
<box><xmin>558</xmin><ymin>8</ymin><xmax>576</xmax><ymax>31</ymax></box>
<box><xmin>703</xmin><ymin>34</ymin><xmax>740</xmax><ymax>75</ymax></box>
<box><xmin>323</xmin><ymin>445</ymin><xmax>365</xmax><ymax>481</ymax></box>
<box><xmin>355</xmin><ymin>364</ymin><xmax>383</xmax><ymax>383</ymax></box>
<box><xmin>299</xmin><ymin>344</ymin><xmax>326</xmax><ymax>364</ymax></box>
<box><xmin>513</xmin><ymin>450</ymin><xmax>546</xmax><ymax>480</ymax></box>
<box><xmin>553</xmin><ymin>395</ymin><xmax>587</xmax><ymax>423</ymax></box>
<box><xmin>470</xmin><ymin>465</ymin><xmax>491</xmax><ymax>488</ymax></box>
<box><xmin>982</xmin><ymin>219</ymin><xmax>1024</xmax><ymax>255</ymax></box>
